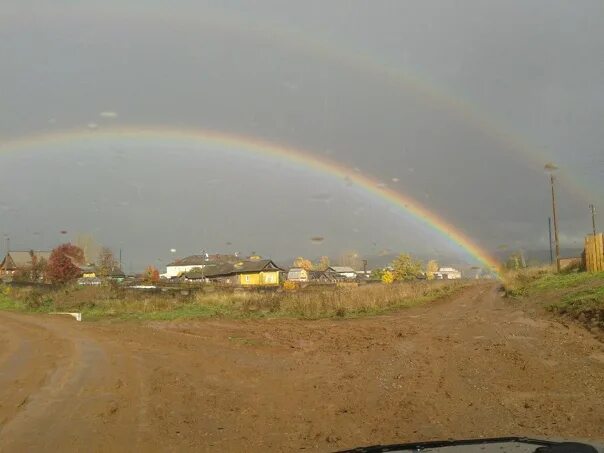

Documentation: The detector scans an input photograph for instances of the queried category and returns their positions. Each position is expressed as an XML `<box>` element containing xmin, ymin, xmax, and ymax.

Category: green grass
<box><xmin>549</xmin><ymin>285</ymin><xmax>604</xmax><ymax>315</ymax></box>
<box><xmin>504</xmin><ymin>269</ymin><xmax>604</xmax><ymax>328</ymax></box>
<box><xmin>0</xmin><ymin>293</ymin><xmax>56</xmax><ymax>313</ymax></box>
<box><xmin>0</xmin><ymin>294</ymin><xmax>21</xmax><ymax>311</ymax></box>
<box><xmin>528</xmin><ymin>272</ymin><xmax>600</xmax><ymax>291</ymax></box>
<box><xmin>81</xmin><ymin>302</ymin><xmax>242</xmax><ymax>321</ymax></box>
<box><xmin>0</xmin><ymin>280</ymin><xmax>473</xmax><ymax>322</ymax></box>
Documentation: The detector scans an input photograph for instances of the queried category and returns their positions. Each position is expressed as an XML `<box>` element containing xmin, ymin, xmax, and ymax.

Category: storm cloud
<box><xmin>1</xmin><ymin>1</ymin><xmax>602</xmax><ymax>270</ymax></box>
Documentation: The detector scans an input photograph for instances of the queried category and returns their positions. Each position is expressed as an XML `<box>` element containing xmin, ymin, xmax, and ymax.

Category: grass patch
<box><xmin>0</xmin><ymin>293</ymin><xmax>21</xmax><ymax>311</ymax></box>
<box><xmin>0</xmin><ymin>280</ymin><xmax>473</xmax><ymax>321</ymax></box>
<box><xmin>549</xmin><ymin>286</ymin><xmax>604</xmax><ymax>316</ymax></box>
<box><xmin>528</xmin><ymin>272</ymin><xmax>599</xmax><ymax>291</ymax></box>
<box><xmin>503</xmin><ymin>268</ymin><xmax>604</xmax><ymax>330</ymax></box>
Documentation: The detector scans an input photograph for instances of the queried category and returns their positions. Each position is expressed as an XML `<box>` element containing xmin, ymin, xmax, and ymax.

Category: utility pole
<box><xmin>548</xmin><ymin>217</ymin><xmax>553</xmax><ymax>265</ymax></box>
<box><xmin>549</xmin><ymin>173</ymin><xmax>561</xmax><ymax>272</ymax></box>
<box><xmin>119</xmin><ymin>248</ymin><xmax>122</xmax><ymax>271</ymax></box>
<box><xmin>589</xmin><ymin>204</ymin><xmax>597</xmax><ymax>236</ymax></box>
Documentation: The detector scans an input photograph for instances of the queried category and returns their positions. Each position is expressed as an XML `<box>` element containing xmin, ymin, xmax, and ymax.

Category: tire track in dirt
<box><xmin>0</xmin><ymin>313</ymin><xmax>68</xmax><ymax>433</ymax></box>
<box><xmin>0</xmin><ymin>313</ymin><xmax>151</xmax><ymax>452</ymax></box>
<box><xmin>0</xmin><ymin>284</ymin><xmax>602</xmax><ymax>451</ymax></box>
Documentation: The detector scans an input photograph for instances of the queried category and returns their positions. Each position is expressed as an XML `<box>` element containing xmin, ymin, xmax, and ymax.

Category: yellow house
<box><xmin>79</xmin><ymin>265</ymin><xmax>97</xmax><ymax>279</ymax></box>
<box><xmin>232</xmin><ymin>260</ymin><xmax>282</xmax><ymax>286</ymax></box>
<box><xmin>185</xmin><ymin>259</ymin><xmax>283</xmax><ymax>286</ymax></box>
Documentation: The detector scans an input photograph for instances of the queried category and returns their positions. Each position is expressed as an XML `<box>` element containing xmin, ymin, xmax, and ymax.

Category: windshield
<box><xmin>0</xmin><ymin>1</ymin><xmax>602</xmax><ymax>452</ymax></box>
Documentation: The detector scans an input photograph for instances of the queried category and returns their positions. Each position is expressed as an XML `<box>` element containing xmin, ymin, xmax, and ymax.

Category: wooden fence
<box><xmin>584</xmin><ymin>233</ymin><xmax>604</xmax><ymax>272</ymax></box>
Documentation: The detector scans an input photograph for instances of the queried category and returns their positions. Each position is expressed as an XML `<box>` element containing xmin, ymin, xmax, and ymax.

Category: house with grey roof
<box><xmin>163</xmin><ymin>254</ymin><xmax>240</xmax><ymax>279</ymax></box>
<box><xmin>0</xmin><ymin>250</ymin><xmax>51</xmax><ymax>278</ymax></box>
<box><xmin>184</xmin><ymin>258</ymin><xmax>283</xmax><ymax>286</ymax></box>
<box><xmin>327</xmin><ymin>266</ymin><xmax>358</xmax><ymax>280</ymax></box>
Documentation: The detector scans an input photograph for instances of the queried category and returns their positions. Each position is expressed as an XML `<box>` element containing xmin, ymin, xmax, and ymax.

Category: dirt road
<box><xmin>0</xmin><ymin>284</ymin><xmax>602</xmax><ymax>451</ymax></box>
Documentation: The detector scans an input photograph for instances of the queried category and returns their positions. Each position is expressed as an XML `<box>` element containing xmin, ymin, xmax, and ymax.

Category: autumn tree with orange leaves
<box><xmin>143</xmin><ymin>266</ymin><xmax>160</xmax><ymax>284</ymax></box>
<box><xmin>292</xmin><ymin>257</ymin><xmax>313</xmax><ymax>270</ymax></box>
<box><xmin>46</xmin><ymin>243</ymin><xmax>85</xmax><ymax>283</ymax></box>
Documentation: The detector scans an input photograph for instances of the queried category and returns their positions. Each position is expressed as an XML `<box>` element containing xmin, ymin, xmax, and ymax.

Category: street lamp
<box><xmin>544</xmin><ymin>163</ymin><xmax>561</xmax><ymax>272</ymax></box>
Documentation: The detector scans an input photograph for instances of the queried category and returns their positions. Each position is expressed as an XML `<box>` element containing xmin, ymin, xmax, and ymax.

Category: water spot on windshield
<box><xmin>282</xmin><ymin>80</ymin><xmax>299</xmax><ymax>91</ymax></box>
<box><xmin>310</xmin><ymin>192</ymin><xmax>332</xmax><ymax>202</ymax></box>
<box><xmin>100</xmin><ymin>111</ymin><xmax>118</xmax><ymax>118</ymax></box>
<box><xmin>87</xmin><ymin>123</ymin><xmax>98</xmax><ymax>129</ymax></box>
<box><xmin>391</xmin><ymin>177</ymin><xmax>400</xmax><ymax>183</ymax></box>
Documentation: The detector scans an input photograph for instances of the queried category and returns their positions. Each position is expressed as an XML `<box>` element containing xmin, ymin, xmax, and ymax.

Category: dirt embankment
<box><xmin>1</xmin><ymin>284</ymin><xmax>603</xmax><ymax>451</ymax></box>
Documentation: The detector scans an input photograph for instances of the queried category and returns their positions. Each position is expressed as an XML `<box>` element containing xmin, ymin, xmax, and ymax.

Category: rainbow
<box><xmin>1</xmin><ymin>3</ymin><xmax>594</xmax><ymax>200</ymax></box>
<box><xmin>0</xmin><ymin>127</ymin><xmax>501</xmax><ymax>273</ymax></box>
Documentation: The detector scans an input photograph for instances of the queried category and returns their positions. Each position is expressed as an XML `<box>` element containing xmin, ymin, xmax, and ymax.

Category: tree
<box><xmin>46</xmin><ymin>243</ymin><xmax>85</xmax><ymax>284</ymax></box>
<box><xmin>337</xmin><ymin>250</ymin><xmax>362</xmax><ymax>270</ymax></box>
<box><xmin>29</xmin><ymin>250</ymin><xmax>47</xmax><ymax>281</ymax></box>
<box><xmin>96</xmin><ymin>247</ymin><xmax>117</xmax><ymax>277</ymax></box>
<box><xmin>391</xmin><ymin>253</ymin><xmax>422</xmax><ymax>281</ymax></box>
<box><xmin>143</xmin><ymin>266</ymin><xmax>160</xmax><ymax>284</ymax></box>
<box><xmin>313</xmin><ymin>256</ymin><xmax>330</xmax><ymax>271</ymax></box>
<box><xmin>506</xmin><ymin>252</ymin><xmax>524</xmax><ymax>270</ymax></box>
<box><xmin>381</xmin><ymin>270</ymin><xmax>394</xmax><ymax>284</ymax></box>
<box><xmin>292</xmin><ymin>257</ymin><xmax>313</xmax><ymax>270</ymax></box>
<box><xmin>370</xmin><ymin>268</ymin><xmax>386</xmax><ymax>280</ymax></box>
<box><xmin>425</xmin><ymin>260</ymin><xmax>439</xmax><ymax>280</ymax></box>
<box><xmin>75</xmin><ymin>233</ymin><xmax>101</xmax><ymax>264</ymax></box>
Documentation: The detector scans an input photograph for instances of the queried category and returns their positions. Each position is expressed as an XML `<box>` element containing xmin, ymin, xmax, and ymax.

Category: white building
<box><xmin>287</xmin><ymin>267</ymin><xmax>309</xmax><ymax>282</ymax></box>
<box><xmin>434</xmin><ymin>267</ymin><xmax>462</xmax><ymax>280</ymax></box>
<box><xmin>163</xmin><ymin>255</ymin><xmax>210</xmax><ymax>279</ymax></box>
<box><xmin>328</xmin><ymin>266</ymin><xmax>357</xmax><ymax>280</ymax></box>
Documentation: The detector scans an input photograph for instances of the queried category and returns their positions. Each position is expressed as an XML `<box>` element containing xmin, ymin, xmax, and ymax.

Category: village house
<box><xmin>184</xmin><ymin>258</ymin><xmax>283</xmax><ymax>287</ymax></box>
<box><xmin>327</xmin><ymin>266</ymin><xmax>357</xmax><ymax>280</ymax></box>
<box><xmin>308</xmin><ymin>270</ymin><xmax>337</xmax><ymax>283</ymax></box>
<box><xmin>79</xmin><ymin>265</ymin><xmax>97</xmax><ymax>279</ymax></box>
<box><xmin>0</xmin><ymin>250</ymin><xmax>51</xmax><ymax>278</ymax></box>
<box><xmin>434</xmin><ymin>267</ymin><xmax>462</xmax><ymax>279</ymax></box>
<box><xmin>163</xmin><ymin>254</ymin><xmax>239</xmax><ymax>279</ymax></box>
<box><xmin>287</xmin><ymin>267</ymin><xmax>309</xmax><ymax>282</ymax></box>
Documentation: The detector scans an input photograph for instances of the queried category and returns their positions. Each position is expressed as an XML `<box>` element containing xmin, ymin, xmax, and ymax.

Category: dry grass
<box><xmin>502</xmin><ymin>265</ymin><xmax>553</xmax><ymax>297</ymax></box>
<box><xmin>1</xmin><ymin>280</ymin><xmax>472</xmax><ymax>320</ymax></box>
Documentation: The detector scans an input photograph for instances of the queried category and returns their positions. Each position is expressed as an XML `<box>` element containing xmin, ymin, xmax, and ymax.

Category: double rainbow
<box><xmin>0</xmin><ymin>127</ymin><xmax>501</xmax><ymax>273</ymax></box>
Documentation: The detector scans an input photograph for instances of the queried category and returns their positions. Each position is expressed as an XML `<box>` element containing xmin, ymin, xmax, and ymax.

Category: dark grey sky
<box><xmin>1</xmin><ymin>1</ymin><xmax>602</xmax><ymax>270</ymax></box>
